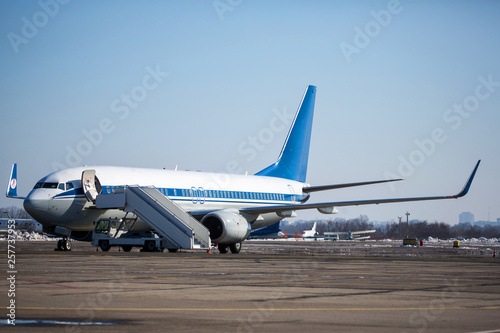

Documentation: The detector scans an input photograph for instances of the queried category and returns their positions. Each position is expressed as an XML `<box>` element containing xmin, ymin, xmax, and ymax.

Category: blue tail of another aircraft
<box><xmin>248</xmin><ymin>221</ymin><xmax>281</xmax><ymax>239</ymax></box>
<box><xmin>6</xmin><ymin>163</ymin><xmax>25</xmax><ymax>199</ymax></box>
<box><xmin>256</xmin><ymin>85</ymin><xmax>316</xmax><ymax>183</ymax></box>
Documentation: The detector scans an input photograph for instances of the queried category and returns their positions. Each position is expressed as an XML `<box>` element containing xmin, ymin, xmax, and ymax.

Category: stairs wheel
<box><xmin>122</xmin><ymin>246</ymin><xmax>132</xmax><ymax>252</ymax></box>
<box><xmin>100</xmin><ymin>240</ymin><xmax>110</xmax><ymax>252</ymax></box>
<box><xmin>144</xmin><ymin>241</ymin><xmax>156</xmax><ymax>252</ymax></box>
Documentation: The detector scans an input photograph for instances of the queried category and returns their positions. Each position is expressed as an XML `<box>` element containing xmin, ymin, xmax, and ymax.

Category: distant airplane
<box><xmin>0</xmin><ymin>211</ymin><xmax>40</xmax><ymax>234</ymax></box>
<box><xmin>6</xmin><ymin>85</ymin><xmax>480</xmax><ymax>253</ymax></box>
<box><xmin>248</xmin><ymin>221</ymin><xmax>284</xmax><ymax>239</ymax></box>
<box><xmin>302</xmin><ymin>221</ymin><xmax>319</xmax><ymax>238</ymax></box>
<box><xmin>324</xmin><ymin>229</ymin><xmax>376</xmax><ymax>240</ymax></box>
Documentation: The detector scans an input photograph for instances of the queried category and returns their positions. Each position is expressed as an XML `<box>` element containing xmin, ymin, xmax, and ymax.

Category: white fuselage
<box><xmin>23</xmin><ymin>166</ymin><xmax>308</xmax><ymax>232</ymax></box>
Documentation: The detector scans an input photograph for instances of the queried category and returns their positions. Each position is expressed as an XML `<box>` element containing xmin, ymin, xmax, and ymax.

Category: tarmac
<box><xmin>1</xmin><ymin>240</ymin><xmax>500</xmax><ymax>332</ymax></box>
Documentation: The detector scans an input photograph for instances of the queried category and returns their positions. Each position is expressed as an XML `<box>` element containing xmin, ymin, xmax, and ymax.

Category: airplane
<box><xmin>6</xmin><ymin>85</ymin><xmax>481</xmax><ymax>253</ymax></box>
<box><xmin>324</xmin><ymin>229</ymin><xmax>376</xmax><ymax>241</ymax></box>
<box><xmin>248</xmin><ymin>221</ymin><xmax>284</xmax><ymax>239</ymax></box>
<box><xmin>302</xmin><ymin>221</ymin><xmax>319</xmax><ymax>238</ymax></box>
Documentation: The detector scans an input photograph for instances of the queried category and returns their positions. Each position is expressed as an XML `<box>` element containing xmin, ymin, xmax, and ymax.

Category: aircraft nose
<box><xmin>23</xmin><ymin>190</ymin><xmax>47</xmax><ymax>216</ymax></box>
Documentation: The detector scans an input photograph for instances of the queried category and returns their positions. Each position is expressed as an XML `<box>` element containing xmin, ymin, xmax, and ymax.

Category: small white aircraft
<box><xmin>6</xmin><ymin>85</ymin><xmax>480</xmax><ymax>253</ymax></box>
<box><xmin>302</xmin><ymin>221</ymin><xmax>319</xmax><ymax>238</ymax></box>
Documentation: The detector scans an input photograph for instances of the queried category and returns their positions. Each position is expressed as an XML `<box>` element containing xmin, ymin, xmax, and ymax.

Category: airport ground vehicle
<box><xmin>91</xmin><ymin>218</ymin><xmax>164</xmax><ymax>252</ymax></box>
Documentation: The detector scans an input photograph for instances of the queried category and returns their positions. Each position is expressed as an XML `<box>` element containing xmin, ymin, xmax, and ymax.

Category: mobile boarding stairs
<box><xmin>94</xmin><ymin>185</ymin><xmax>211</xmax><ymax>251</ymax></box>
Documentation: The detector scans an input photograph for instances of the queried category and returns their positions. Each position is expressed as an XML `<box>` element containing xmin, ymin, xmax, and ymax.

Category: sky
<box><xmin>1</xmin><ymin>0</ymin><xmax>499</xmax><ymax>225</ymax></box>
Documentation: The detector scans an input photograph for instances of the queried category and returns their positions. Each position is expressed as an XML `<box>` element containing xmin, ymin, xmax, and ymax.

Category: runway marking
<box><xmin>19</xmin><ymin>306</ymin><xmax>500</xmax><ymax>312</ymax></box>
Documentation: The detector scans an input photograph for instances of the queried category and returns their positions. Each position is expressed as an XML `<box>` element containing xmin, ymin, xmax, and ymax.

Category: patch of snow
<box><xmin>0</xmin><ymin>230</ymin><xmax>55</xmax><ymax>241</ymax></box>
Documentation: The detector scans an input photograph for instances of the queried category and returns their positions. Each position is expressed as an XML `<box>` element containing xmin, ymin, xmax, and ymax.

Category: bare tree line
<box><xmin>0</xmin><ymin>206</ymin><xmax>31</xmax><ymax>219</ymax></box>
<box><xmin>282</xmin><ymin>215</ymin><xmax>500</xmax><ymax>239</ymax></box>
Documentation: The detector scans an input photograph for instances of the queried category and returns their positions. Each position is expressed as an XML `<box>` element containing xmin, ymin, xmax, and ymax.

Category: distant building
<box><xmin>459</xmin><ymin>211</ymin><xmax>475</xmax><ymax>224</ymax></box>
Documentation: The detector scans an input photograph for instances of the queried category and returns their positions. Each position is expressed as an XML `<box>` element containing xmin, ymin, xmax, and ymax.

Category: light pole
<box><xmin>405</xmin><ymin>211</ymin><xmax>410</xmax><ymax>237</ymax></box>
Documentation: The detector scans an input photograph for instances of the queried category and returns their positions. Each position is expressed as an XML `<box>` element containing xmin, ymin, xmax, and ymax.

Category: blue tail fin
<box><xmin>6</xmin><ymin>163</ymin><xmax>24</xmax><ymax>199</ymax></box>
<box><xmin>256</xmin><ymin>85</ymin><xmax>316</xmax><ymax>182</ymax></box>
<box><xmin>249</xmin><ymin>221</ymin><xmax>281</xmax><ymax>238</ymax></box>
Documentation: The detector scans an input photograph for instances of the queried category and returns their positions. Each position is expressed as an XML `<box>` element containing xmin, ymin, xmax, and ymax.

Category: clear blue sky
<box><xmin>1</xmin><ymin>0</ymin><xmax>499</xmax><ymax>224</ymax></box>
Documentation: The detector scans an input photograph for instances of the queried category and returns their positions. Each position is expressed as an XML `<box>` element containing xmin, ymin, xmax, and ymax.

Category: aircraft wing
<box><xmin>241</xmin><ymin>160</ymin><xmax>480</xmax><ymax>216</ymax></box>
<box><xmin>349</xmin><ymin>229</ymin><xmax>376</xmax><ymax>235</ymax></box>
<box><xmin>324</xmin><ymin>230</ymin><xmax>376</xmax><ymax>236</ymax></box>
<box><xmin>303</xmin><ymin>179</ymin><xmax>403</xmax><ymax>193</ymax></box>
<box><xmin>351</xmin><ymin>236</ymin><xmax>372</xmax><ymax>240</ymax></box>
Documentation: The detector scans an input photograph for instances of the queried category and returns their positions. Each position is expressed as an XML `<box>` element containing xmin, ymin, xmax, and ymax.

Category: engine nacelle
<box><xmin>201</xmin><ymin>210</ymin><xmax>251</xmax><ymax>244</ymax></box>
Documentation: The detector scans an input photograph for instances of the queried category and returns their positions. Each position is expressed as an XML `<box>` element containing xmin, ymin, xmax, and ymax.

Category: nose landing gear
<box><xmin>56</xmin><ymin>238</ymin><xmax>72</xmax><ymax>251</ymax></box>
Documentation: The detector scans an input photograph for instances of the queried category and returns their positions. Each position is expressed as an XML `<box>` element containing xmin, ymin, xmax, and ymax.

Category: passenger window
<box><xmin>66</xmin><ymin>182</ymin><xmax>74</xmax><ymax>190</ymax></box>
<box><xmin>58</xmin><ymin>183</ymin><xmax>65</xmax><ymax>191</ymax></box>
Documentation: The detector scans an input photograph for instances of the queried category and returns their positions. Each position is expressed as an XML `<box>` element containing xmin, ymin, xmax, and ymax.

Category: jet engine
<box><xmin>201</xmin><ymin>210</ymin><xmax>251</xmax><ymax>244</ymax></box>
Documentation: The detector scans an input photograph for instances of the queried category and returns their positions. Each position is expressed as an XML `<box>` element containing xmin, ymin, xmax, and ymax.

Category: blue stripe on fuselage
<box><xmin>50</xmin><ymin>185</ymin><xmax>307</xmax><ymax>206</ymax></box>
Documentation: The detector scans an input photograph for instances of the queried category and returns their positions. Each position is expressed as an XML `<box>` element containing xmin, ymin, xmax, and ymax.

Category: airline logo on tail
<box><xmin>6</xmin><ymin>164</ymin><xmax>24</xmax><ymax>199</ymax></box>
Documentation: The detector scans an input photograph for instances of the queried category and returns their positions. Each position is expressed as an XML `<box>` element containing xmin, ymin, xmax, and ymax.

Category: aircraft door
<box><xmin>81</xmin><ymin>169</ymin><xmax>102</xmax><ymax>203</ymax></box>
<box><xmin>288</xmin><ymin>185</ymin><xmax>296</xmax><ymax>204</ymax></box>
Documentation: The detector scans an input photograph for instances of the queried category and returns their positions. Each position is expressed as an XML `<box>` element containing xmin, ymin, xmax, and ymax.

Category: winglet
<box><xmin>6</xmin><ymin>163</ymin><xmax>25</xmax><ymax>199</ymax></box>
<box><xmin>454</xmin><ymin>160</ymin><xmax>480</xmax><ymax>198</ymax></box>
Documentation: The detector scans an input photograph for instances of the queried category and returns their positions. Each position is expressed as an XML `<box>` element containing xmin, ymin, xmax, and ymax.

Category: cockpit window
<box><xmin>66</xmin><ymin>182</ymin><xmax>74</xmax><ymax>190</ymax></box>
<box><xmin>33</xmin><ymin>182</ymin><xmax>43</xmax><ymax>189</ymax></box>
<box><xmin>58</xmin><ymin>183</ymin><xmax>65</xmax><ymax>191</ymax></box>
<box><xmin>41</xmin><ymin>182</ymin><xmax>58</xmax><ymax>189</ymax></box>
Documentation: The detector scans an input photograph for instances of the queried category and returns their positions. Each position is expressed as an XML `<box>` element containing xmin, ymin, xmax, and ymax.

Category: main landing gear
<box><xmin>218</xmin><ymin>242</ymin><xmax>242</xmax><ymax>254</ymax></box>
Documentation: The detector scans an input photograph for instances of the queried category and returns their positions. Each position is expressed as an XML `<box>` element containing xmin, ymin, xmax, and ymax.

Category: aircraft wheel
<box><xmin>56</xmin><ymin>240</ymin><xmax>64</xmax><ymax>251</ymax></box>
<box><xmin>218</xmin><ymin>244</ymin><xmax>229</xmax><ymax>254</ymax></box>
<box><xmin>63</xmin><ymin>239</ymin><xmax>72</xmax><ymax>251</ymax></box>
<box><xmin>167</xmin><ymin>248</ymin><xmax>178</xmax><ymax>253</ymax></box>
<box><xmin>229</xmin><ymin>242</ymin><xmax>242</xmax><ymax>254</ymax></box>
<box><xmin>100</xmin><ymin>240</ymin><xmax>110</xmax><ymax>252</ymax></box>
<box><xmin>122</xmin><ymin>245</ymin><xmax>132</xmax><ymax>252</ymax></box>
<box><xmin>144</xmin><ymin>241</ymin><xmax>156</xmax><ymax>252</ymax></box>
